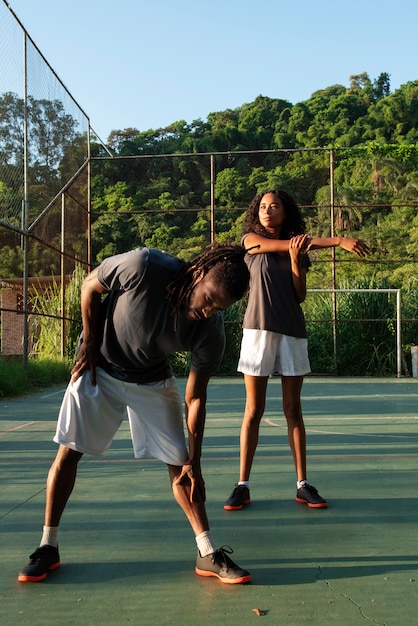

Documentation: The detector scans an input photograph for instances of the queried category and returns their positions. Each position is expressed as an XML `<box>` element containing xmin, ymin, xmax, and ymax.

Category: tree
<box><xmin>349</xmin><ymin>72</ymin><xmax>373</xmax><ymax>104</ymax></box>
<box><xmin>107</xmin><ymin>127</ymin><xmax>139</xmax><ymax>153</ymax></box>
<box><xmin>238</xmin><ymin>95</ymin><xmax>291</xmax><ymax>149</ymax></box>
<box><xmin>373</xmin><ymin>72</ymin><xmax>391</xmax><ymax>101</ymax></box>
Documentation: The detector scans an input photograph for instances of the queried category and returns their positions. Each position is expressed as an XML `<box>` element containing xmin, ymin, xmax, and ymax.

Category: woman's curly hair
<box><xmin>243</xmin><ymin>189</ymin><xmax>306</xmax><ymax>239</ymax></box>
<box><xmin>167</xmin><ymin>242</ymin><xmax>250</xmax><ymax>320</ymax></box>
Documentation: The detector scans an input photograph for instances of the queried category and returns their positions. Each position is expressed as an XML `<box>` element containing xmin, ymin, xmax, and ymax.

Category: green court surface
<box><xmin>1</xmin><ymin>376</ymin><xmax>417</xmax><ymax>625</ymax></box>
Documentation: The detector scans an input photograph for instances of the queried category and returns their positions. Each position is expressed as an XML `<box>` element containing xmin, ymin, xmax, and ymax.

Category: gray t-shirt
<box><xmin>242</xmin><ymin>236</ymin><xmax>310</xmax><ymax>338</ymax></box>
<box><xmin>95</xmin><ymin>248</ymin><xmax>225</xmax><ymax>383</ymax></box>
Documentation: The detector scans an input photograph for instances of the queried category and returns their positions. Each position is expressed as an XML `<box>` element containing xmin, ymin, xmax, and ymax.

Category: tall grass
<box><xmin>218</xmin><ymin>298</ymin><xmax>247</xmax><ymax>375</ymax></box>
<box><xmin>3</xmin><ymin>274</ymin><xmax>416</xmax><ymax>398</ymax></box>
<box><xmin>64</xmin><ymin>265</ymin><xmax>85</xmax><ymax>359</ymax></box>
<box><xmin>304</xmin><ymin>276</ymin><xmax>418</xmax><ymax>376</ymax></box>
<box><xmin>29</xmin><ymin>276</ymin><xmax>62</xmax><ymax>360</ymax></box>
<box><xmin>172</xmin><ymin>279</ymin><xmax>417</xmax><ymax>378</ymax></box>
<box><xmin>29</xmin><ymin>266</ymin><xmax>85</xmax><ymax>361</ymax></box>
<box><xmin>0</xmin><ymin>267</ymin><xmax>85</xmax><ymax>398</ymax></box>
<box><xmin>169</xmin><ymin>298</ymin><xmax>247</xmax><ymax>377</ymax></box>
<box><xmin>0</xmin><ymin>356</ymin><xmax>70</xmax><ymax>398</ymax></box>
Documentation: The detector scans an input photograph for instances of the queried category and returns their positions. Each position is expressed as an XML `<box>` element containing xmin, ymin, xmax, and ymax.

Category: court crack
<box><xmin>317</xmin><ymin>565</ymin><xmax>387</xmax><ymax>625</ymax></box>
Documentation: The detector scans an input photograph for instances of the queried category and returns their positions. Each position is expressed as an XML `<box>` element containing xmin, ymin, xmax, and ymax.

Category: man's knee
<box><xmin>53</xmin><ymin>445</ymin><xmax>83</xmax><ymax>470</ymax></box>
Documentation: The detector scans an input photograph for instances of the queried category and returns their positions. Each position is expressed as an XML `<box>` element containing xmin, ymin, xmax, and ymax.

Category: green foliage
<box><xmin>0</xmin><ymin>356</ymin><xmax>28</xmax><ymax>397</ymax></box>
<box><xmin>400</xmin><ymin>284</ymin><xmax>418</xmax><ymax>358</ymax></box>
<box><xmin>28</xmin><ymin>266</ymin><xmax>85</xmax><ymax>362</ymax></box>
<box><xmin>304</xmin><ymin>275</ymin><xmax>418</xmax><ymax>376</ymax></box>
<box><xmin>29</xmin><ymin>277</ymin><xmax>63</xmax><ymax>359</ymax></box>
<box><xmin>65</xmin><ymin>266</ymin><xmax>86</xmax><ymax>360</ymax></box>
<box><xmin>218</xmin><ymin>299</ymin><xmax>248</xmax><ymax>375</ymax></box>
<box><xmin>84</xmin><ymin>77</ymin><xmax>418</xmax><ymax>285</ymax></box>
<box><xmin>334</xmin><ymin>283</ymin><xmax>397</xmax><ymax>375</ymax></box>
<box><xmin>0</xmin><ymin>356</ymin><xmax>70</xmax><ymax>398</ymax></box>
<box><xmin>304</xmin><ymin>292</ymin><xmax>336</xmax><ymax>373</ymax></box>
<box><xmin>170</xmin><ymin>299</ymin><xmax>247</xmax><ymax>377</ymax></box>
<box><xmin>170</xmin><ymin>351</ymin><xmax>191</xmax><ymax>377</ymax></box>
<box><xmin>0</xmin><ymin>244</ymin><xmax>23</xmax><ymax>277</ymax></box>
<box><xmin>3</xmin><ymin>72</ymin><xmax>418</xmax><ymax>378</ymax></box>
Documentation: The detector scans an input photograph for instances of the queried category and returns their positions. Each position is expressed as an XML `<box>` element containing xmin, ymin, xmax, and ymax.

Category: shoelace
<box><xmin>234</xmin><ymin>485</ymin><xmax>247</xmax><ymax>494</ymax></box>
<box><xmin>302</xmin><ymin>484</ymin><xmax>318</xmax><ymax>495</ymax></box>
<box><xmin>214</xmin><ymin>545</ymin><xmax>234</xmax><ymax>570</ymax></box>
<box><xmin>29</xmin><ymin>545</ymin><xmax>58</xmax><ymax>560</ymax></box>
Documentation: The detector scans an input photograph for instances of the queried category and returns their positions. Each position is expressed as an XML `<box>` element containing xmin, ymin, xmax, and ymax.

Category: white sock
<box><xmin>297</xmin><ymin>480</ymin><xmax>308</xmax><ymax>489</ymax></box>
<box><xmin>238</xmin><ymin>481</ymin><xmax>250</xmax><ymax>489</ymax></box>
<box><xmin>40</xmin><ymin>525</ymin><xmax>59</xmax><ymax>548</ymax></box>
<box><xmin>195</xmin><ymin>530</ymin><xmax>217</xmax><ymax>557</ymax></box>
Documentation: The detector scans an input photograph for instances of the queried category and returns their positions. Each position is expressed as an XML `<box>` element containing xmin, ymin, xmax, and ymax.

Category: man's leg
<box><xmin>45</xmin><ymin>445</ymin><xmax>83</xmax><ymax>525</ymax></box>
<box><xmin>168</xmin><ymin>464</ymin><xmax>251</xmax><ymax>584</ymax></box>
<box><xmin>18</xmin><ymin>445</ymin><xmax>82</xmax><ymax>582</ymax></box>
<box><xmin>168</xmin><ymin>464</ymin><xmax>209</xmax><ymax>534</ymax></box>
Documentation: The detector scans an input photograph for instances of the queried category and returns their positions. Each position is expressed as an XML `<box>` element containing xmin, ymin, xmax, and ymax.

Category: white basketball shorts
<box><xmin>54</xmin><ymin>368</ymin><xmax>188</xmax><ymax>465</ymax></box>
<box><xmin>238</xmin><ymin>329</ymin><xmax>311</xmax><ymax>377</ymax></box>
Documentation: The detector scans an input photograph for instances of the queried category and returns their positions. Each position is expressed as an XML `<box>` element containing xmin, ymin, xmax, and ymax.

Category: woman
<box><xmin>224</xmin><ymin>190</ymin><xmax>369</xmax><ymax>510</ymax></box>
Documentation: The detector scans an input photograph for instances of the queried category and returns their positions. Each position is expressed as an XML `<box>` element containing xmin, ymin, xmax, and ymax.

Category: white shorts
<box><xmin>54</xmin><ymin>368</ymin><xmax>188</xmax><ymax>466</ymax></box>
<box><xmin>238</xmin><ymin>329</ymin><xmax>311</xmax><ymax>377</ymax></box>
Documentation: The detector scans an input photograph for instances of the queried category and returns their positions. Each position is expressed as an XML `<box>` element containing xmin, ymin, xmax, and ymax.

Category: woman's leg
<box><xmin>239</xmin><ymin>375</ymin><xmax>269</xmax><ymax>482</ymax></box>
<box><xmin>281</xmin><ymin>375</ymin><xmax>306</xmax><ymax>481</ymax></box>
<box><xmin>282</xmin><ymin>375</ymin><xmax>328</xmax><ymax>507</ymax></box>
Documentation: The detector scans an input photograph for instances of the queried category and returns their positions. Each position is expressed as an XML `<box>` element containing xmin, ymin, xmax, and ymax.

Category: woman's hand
<box><xmin>339</xmin><ymin>237</ymin><xmax>370</xmax><ymax>257</ymax></box>
<box><xmin>289</xmin><ymin>234</ymin><xmax>310</xmax><ymax>262</ymax></box>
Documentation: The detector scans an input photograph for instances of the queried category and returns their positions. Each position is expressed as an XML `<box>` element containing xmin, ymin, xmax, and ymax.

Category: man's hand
<box><xmin>173</xmin><ymin>462</ymin><xmax>206</xmax><ymax>504</ymax></box>
<box><xmin>71</xmin><ymin>341</ymin><xmax>107</xmax><ymax>385</ymax></box>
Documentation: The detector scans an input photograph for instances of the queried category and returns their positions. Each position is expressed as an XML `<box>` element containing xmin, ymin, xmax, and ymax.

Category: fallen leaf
<box><xmin>252</xmin><ymin>608</ymin><xmax>265</xmax><ymax>616</ymax></box>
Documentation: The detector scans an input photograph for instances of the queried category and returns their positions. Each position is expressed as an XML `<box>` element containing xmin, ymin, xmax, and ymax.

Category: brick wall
<box><xmin>0</xmin><ymin>277</ymin><xmax>66</xmax><ymax>356</ymax></box>
<box><xmin>1</xmin><ymin>290</ymin><xmax>25</xmax><ymax>355</ymax></box>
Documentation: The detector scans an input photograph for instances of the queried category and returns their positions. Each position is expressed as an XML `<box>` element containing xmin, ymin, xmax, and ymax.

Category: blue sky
<box><xmin>6</xmin><ymin>0</ymin><xmax>418</xmax><ymax>141</ymax></box>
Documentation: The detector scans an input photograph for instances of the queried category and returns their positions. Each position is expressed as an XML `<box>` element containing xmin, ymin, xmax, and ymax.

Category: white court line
<box><xmin>40</xmin><ymin>388</ymin><xmax>66</xmax><ymax>399</ymax></box>
<box><xmin>301</xmin><ymin>394</ymin><xmax>418</xmax><ymax>400</ymax></box>
<box><xmin>264</xmin><ymin>418</ymin><xmax>418</xmax><ymax>439</ymax></box>
<box><xmin>289</xmin><ymin>415</ymin><xmax>418</xmax><ymax>421</ymax></box>
<box><xmin>208</xmin><ymin>415</ymin><xmax>418</xmax><ymax>421</ymax></box>
<box><xmin>0</xmin><ymin>421</ymin><xmax>35</xmax><ymax>435</ymax></box>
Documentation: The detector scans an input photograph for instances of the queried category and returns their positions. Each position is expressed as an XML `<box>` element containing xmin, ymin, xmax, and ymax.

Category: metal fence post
<box><xmin>329</xmin><ymin>148</ymin><xmax>338</xmax><ymax>372</ymax></box>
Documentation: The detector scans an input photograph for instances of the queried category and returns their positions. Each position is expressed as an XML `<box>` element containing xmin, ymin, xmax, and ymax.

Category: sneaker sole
<box><xmin>195</xmin><ymin>566</ymin><xmax>251</xmax><ymax>584</ymax></box>
<box><xmin>223</xmin><ymin>499</ymin><xmax>251</xmax><ymax>511</ymax></box>
<box><xmin>18</xmin><ymin>560</ymin><xmax>61</xmax><ymax>582</ymax></box>
<box><xmin>295</xmin><ymin>497</ymin><xmax>328</xmax><ymax>509</ymax></box>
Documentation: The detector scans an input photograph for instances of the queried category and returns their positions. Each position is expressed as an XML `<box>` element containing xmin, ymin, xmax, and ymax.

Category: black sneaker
<box><xmin>296</xmin><ymin>483</ymin><xmax>328</xmax><ymax>509</ymax></box>
<box><xmin>195</xmin><ymin>546</ymin><xmax>251</xmax><ymax>584</ymax></box>
<box><xmin>223</xmin><ymin>484</ymin><xmax>251</xmax><ymax>510</ymax></box>
<box><xmin>18</xmin><ymin>545</ymin><xmax>61</xmax><ymax>582</ymax></box>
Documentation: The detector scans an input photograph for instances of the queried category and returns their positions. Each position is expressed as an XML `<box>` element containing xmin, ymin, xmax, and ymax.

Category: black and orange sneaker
<box><xmin>296</xmin><ymin>484</ymin><xmax>328</xmax><ymax>508</ymax></box>
<box><xmin>18</xmin><ymin>545</ymin><xmax>60</xmax><ymax>582</ymax></box>
<box><xmin>196</xmin><ymin>546</ymin><xmax>251</xmax><ymax>584</ymax></box>
<box><xmin>223</xmin><ymin>484</ymin><xmax>251</xmax><ymax>511</ymax></box>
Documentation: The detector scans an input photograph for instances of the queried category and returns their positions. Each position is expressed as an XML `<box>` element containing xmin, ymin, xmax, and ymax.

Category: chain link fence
<box><xmin>0</xmin><ymin>1</ymin><xmax>89</xmax><ymax>361</ymax></box>
<box><xmin>1</xmin><ymin>1</ymin><xmax>417</xmax><ymax>375</ymax></box>
<box><xmin>90</xmin><ymin>148</ymin><xmax>418</xmax><ymax>376</ymax></box>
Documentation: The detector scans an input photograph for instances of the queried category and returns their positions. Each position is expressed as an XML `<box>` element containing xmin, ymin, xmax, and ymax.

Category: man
<box><xmin>18</xmin><ymin>244</ymin><xmax>251</xmax><ymax>584</ymax></box>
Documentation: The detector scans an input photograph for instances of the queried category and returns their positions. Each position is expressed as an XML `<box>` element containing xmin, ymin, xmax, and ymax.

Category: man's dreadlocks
<box><xmin>167</xmin><ymin>243</ymin><xmax>250</xmax><ymax>320</ymax></box>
